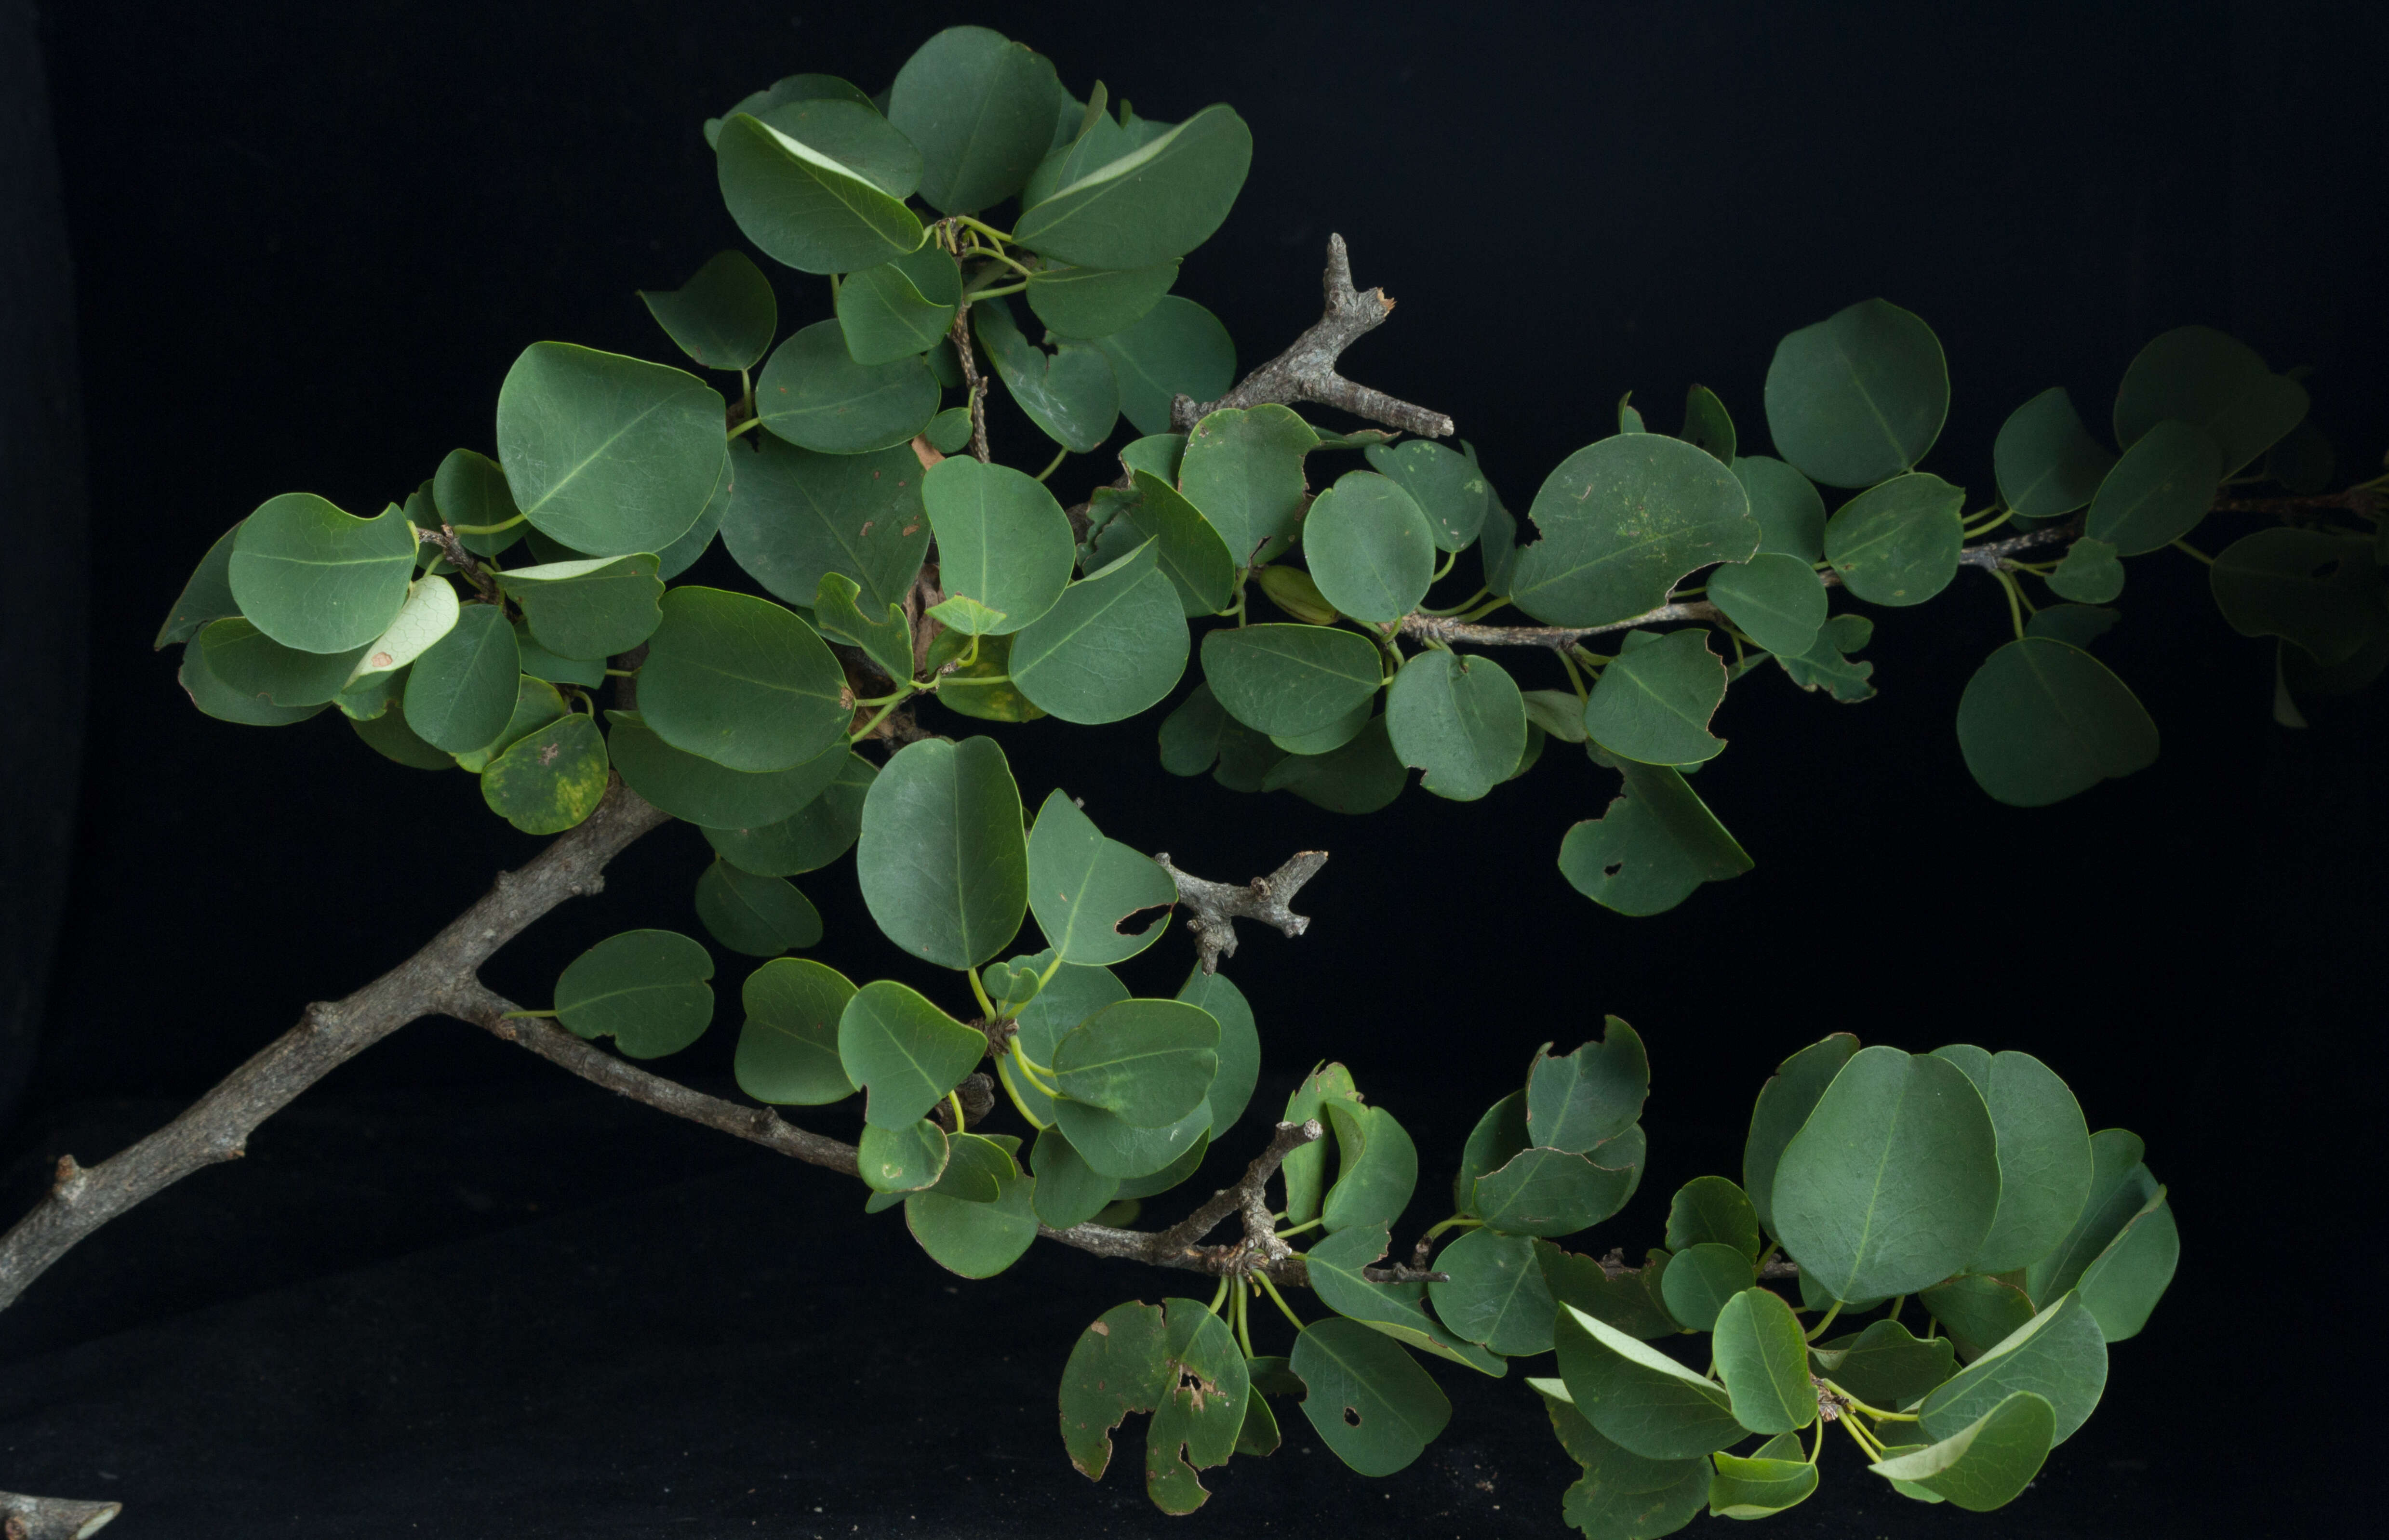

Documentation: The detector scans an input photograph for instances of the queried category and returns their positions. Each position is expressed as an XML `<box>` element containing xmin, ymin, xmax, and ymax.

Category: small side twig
<box><xmin>0</xmin><ymin>1491</ymin><xmax>120</xmax><ymax>1540</ymax></box>
<box><xmin>1152</xmin><ymin>850</ymin><xmax>1329</xmax><ymax>973</ymax></box>
<box><xmin>414</xmin><ymin>524</ymin><xmax>498</xmax><ymax>602</ymax></box>
<box><xmin>1170</xmin><ymin>234</ymin><xmax>1454</xmax><ymax>439</ymax></box>
<box><xmin>1154</xmin><ymin>1118</ymin><xmax>1321</xmax><ymax>1268</ymax></box>
<box><xmin>947</xmin><ymin>302</ymin><xmax>991</xmax><ymax>464</ymax></box>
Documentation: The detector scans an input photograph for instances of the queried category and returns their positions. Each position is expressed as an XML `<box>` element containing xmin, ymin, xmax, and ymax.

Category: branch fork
<box><xmin>1153</xmin><ymin>850</ymin><xmax>1328</xmax><ymax>974</ymax></box>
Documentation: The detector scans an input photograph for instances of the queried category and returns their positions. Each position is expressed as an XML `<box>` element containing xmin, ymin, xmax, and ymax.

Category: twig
<box><xmin>0</xmin><ymin>1491</ymin><xmax>120</xmax><ymax>1540</ymax></box>
<box><xmin>1170</xmin><ymin>235</ymin><xmax>1454</xmax><ymax>439</ymax></box>
<box><xmin>1155</xmin><ymin>1119</ymin><xmax>1321</xmax><ymax>1266</ymax></box>
<box><xmin>413</xmin><ymin>524</ymin><xmax>498</xmax><ymax>602</ymax></box>
<box><xmin>948</xmin><ymin>302</ymin><xmax>991</xmax><ymax>464</ymax></box>
<box><xmin>1151</xmin><ymin>850</ymin><xmax>1329</xmax><ymax>974</ymax></box>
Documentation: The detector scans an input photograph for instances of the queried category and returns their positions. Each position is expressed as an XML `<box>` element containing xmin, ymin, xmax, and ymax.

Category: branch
<box><xmin>1169</xmin><ymin>235</ymin><xmax>1454</xmax><ymax>439</ymax></box>
<box><xmin>947</xmin><ymin>301</ymin><xmax>992</xmax><ymax>464</ymax></box>
<box><xmin>1151</xmin><ymin>850</ymin><xmax>1329</xmax><ymax>973</ymax></box>
<box><xmin>0</xmin><ymin>778</ymin><xmax>671</xmax><ymax>1315</ymax></box>
<box><xmin>0</xmin><ymin>1492</ymin><xmax>120</xmax><ymax>1540</ymax></box>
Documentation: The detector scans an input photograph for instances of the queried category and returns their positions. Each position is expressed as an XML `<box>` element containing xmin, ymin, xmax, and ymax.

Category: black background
<box><xmin>4</xmin><ymin>1</ymin><xmax>2382</xmax><ymax>1535</ymax></box>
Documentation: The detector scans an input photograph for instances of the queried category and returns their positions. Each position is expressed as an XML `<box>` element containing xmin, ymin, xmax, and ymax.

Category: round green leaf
<box><xmin>1708</xmin><ymin>1447</ymin><xmax>1819</xmax><ymax>1520</ymax></box>
<box><xmin>500</xmin><ymin>554</ymin><xmax>665</xmax><ymax>661</ymax></box>
<box><xmin>1472</xmin><ymin>1138</ymin><xmax>1642</xmax><ymax>1239</ymax></box>
<box><xmin>1384</xmin><ymin>650</ymin><xmax>1526</xmax><ymax>802</ymax></box>
<box><xmin>1917</xmin><ymin>1273</ymin><xmax>2036</xmax><ymax>1361</ymax></box>
<box><xmin>1026</xmin><ymin>791</ymin><xmax>1176</xmax><ymax>965</ymax></box>
<box><xmin>497</xmin><ymin>343</ymin><xmax>726</xmax><ymax>558</ymax></box>
<box><xmin>1179</xmin><ymin>405</ymin><xmax>1317</xmax><ymax>565</ymax></box>
<box><xmin>1053</xmin><ymin>999</ymin><xmax>1218</xmax><ymax>1129</ymax></box>
<box><xmin>1555</xmin><ymin>1304</ymin><xmax>1743</xmax><ymax>1460</ymax></box>
<box><xmin>1201</xmin><ymin>624</ymin><xmax>1383</xmax><ymax>738</ymax></box>
<box><xmin>1666</xmin><ymin>1176</ymin><xmax>1761</xmax><ymax>1260</ymax></box>
<box><xmin>2048</xmin><ymin>538</ymin><xmax>2125</xmax><ymax>604</ymax></box>
<box><xmin>178</xmin><ymin>632</ymin><xmax>325</xmax><ymax>727</ymax></box>
<box><xmin>481</xmin><ymin>714</ymin><xmax>609</xmax><ymax>834</ymax></box>
<box><xmin>429</xmin><ymin>449</ymin><xmax>523</xmax><ymax>559</ymax></box>
<box><xmin>1090</xmin><ymin>297</ymin><xmax>1236</xmax><ymax>438</ymax></box>
<box><xmin>2085</xmin><ymin>418</ymin><xmax>2222</xmax><ymax>556</ymax></box>
<box><xmin>1657</xmin><ymin>1242</ymin><xmax>1755</xmax><ymax>1332</ymax></box>
<box><xmin>1454</xmin><ymin>1092</ymin><xmax>1529</xmax><ymax>1214</ymax></box>
<box><xmin>1095</xmin><ymin>471</ymin><xmax>1235</xmax><ymax>617</ymax></box>
<box><xmin>921</xmin><ymin>455</ymin><xmax>1076</xmax><ymax>635</ymax></box>
<box><xmin>1919</xmin><ymin>1291</ymin><xmax>2108</xmax><ymax>1447</ymax></box>
<box><xmin>721</xmin><ymin>435</ymin><xmax>930</xmax><ymax>613</ymax></box>
<box><xmin>924</xmin><ymin>406</ymin><xmax>973</xmax><ymax>454</ymax></box>
<box><xmin>640</xmin><ymin>250</ymin><xmax>778</xmax><ymax>372</ymax></box>
<box><xmin>1321</xmin><ymin>1102</ymin><xmax>1421</xmax><ymax>1235</ymax></box>
<box><xmin>694</xmin><ymin>859</ymin><xmax>822</xmax><ymax>957</ymax></box>
<box><xmin>1711</xmin><ymin>1287</ymin><xmax>1814</xmax><ymax>1435</ymax></box>
<box><xmin>1509</xmin><ymin>434</ymin><xmax>1758</xmax><ymax>627</ymax></box>
<box><xmin>1174</xmin><ymin>966</ymin><xmax>1259</xmax><ymax>1136</ymax></box>
<box><xmin>974</xmin><ymin>298</ymin><xmax>1120</xmax><ymax>453</ymax></box>
<box><xmin>860</xmin><ymin>1118</ymin><xmax>950</xmax><ymax>1194</ymax></box>
<box><xmin>1027</xmin><ymin>259</ymin><xmax>1179</xmax><ymax>340</ymax></box>
<box><xmin>1304</xmin><ymin>471</ymin><xmax>1436</xmax><ymax>624</ymax></box>
<box><xmin>156</xmin><ymin>523</ymin><xmax>242</xmax><ymax>649</ymax></box>
<box><xmin>2210</xmin><ymin>528</ymin><xmax>2383</xmax><ymax>665</ymax></box>
<box><xmin>1956</xmin><ymin>637</ymin><xmax>2159</xmax><ymax>807</ymax></box>
<box><xmin>1824</xmin><ymin>471</ymin><xmax>1965</xmax><ymax>606</ymax></box>
<box><xmin>554</xmin><ymin>929</ymin><xmax>715</xmax><ymax>1059</ymax></box>
<box><xmin>605</xmin><ymin>711</ymin><xmax>848</xmax><ymax>826</ymax></box>
<box><xmin>886</xmin><ymin>26</ymin><xmax>1060</xmax><ymax>215</ymax></box>
<box><xmin>1871</xmin><ymin>1390</ymin><xmax>2055</xmax><ymax>1512</ymax></box>
<box><xmin>199</xmin><ymin>618</ymin><xmax>366</xmax><ymax>707</ymax></box>
<box><xmin>401</xmin><ymin>604</ymin><xmax>519</xmax><ymax>753</ymax></box>
<box><xmin>1583</xmin><ymin>629</ymin><xmax>1728</xmax><ymax>766</ymax></box>
<box><xmin>1810</xmin><ymin>1319</ymin><xmax>1959</xmax><ymax>1410</ymax></box>
<box><xmin>1730</xmin><ymin>454</ymin><xmax>1827</xmax><ymax>562</ymax></box>
<box><xmin>1028</xmin><ymin>1125</ymin><xmax>1120</xmax><ymax>1229</ymax></box>
<box><xmin>1363</xmin><ymin>438</ymin><xmax>1488</xmax><ymax>553</ymax></box>
<box><xmin>349</xmin><ymin>574</ymin><xmax>463</xmax><ymax>684</ymax></box>
<box><xmin>1525</xmin><ymin>1021</ymin><xmax>1650</xmax><ymax>1154</ymax></box>
<box><xmin>1743</xmin><ymin>1033</ymin><xmax>1860</xmax><ymax>1239</ymax></box>
<box><xmin>1771</xmin><ymin>1046</ymin><xmax>2000</xmax><ymax>1300</ymax></box>
<box><xmin>1428</xmin><ymin>1227</ymin><xmax>1558</xmax><ymax>1357</ymax></box>
<box><xmin>637</xmin><ymin>586</ymin><xmax>847</xmax><ymax>772</ymax></box>
<box><xmin>856</xmin><ymin>736</ymin><xmax>1028</xmax><ymax>971</ymax></box>
<box><xmin>1706</xmin><ymin>554</ymin><xmax>1827</xmax><ymax>657</ymax></box>
<box><xmin>228</xmin><ymin>494</ymin><xmax>418</xmax><ymax>654</ymax></box>
<box><xmin>1558</xmin><ymin>760</ymin><xmax>1752</xmax><ymax>916</ymax></box>
<box><xmin>513</xmin><ymin>616</ymin><xmax>604</xmax><ymax>688</ymax></box>
<box><xmin>838</xmin><ymin>979</ymin><xmax>985</xmax><ymax>1130</ymax></box>
<box><xmin>1928</xmin><ymin>1046</ymin><xmax>2094</xmax><ymax>1274</ymax></box>
<box><xmin>1014</xmin><ymin>105</ymin><xmax>1253</xmax><ymax>270</ymax></box>
<box><xmin>1993</xmin><ymin>386</ymin><xmax>2116</xmax><ymax>519</ymax></box>
<box><xmin>905</xmin><ymin>1166</ymin><xmax>1039</xmax><ymax>1278</ymax></box>
<box><xmin>834</xmin><ymin>244</ymin><xmax>960</xmax><ymax>367</ymax></box>
<box><xmin>1009</xmin><ymin>547</ymin><xmax>1190</xmax><ymax>724</ymax></box>
<box><xmin>1291</xmin><ymin>1317</ymin><xmax>1452</xmax><ymax>1478</ymax></box>
<box><xmin>1053</xmin><ymin>1098</ymin><xmax>1207</xmax><ymax>1180</ymax></box>
<box><xmin>715</xmin><ymin>112</ymin><xmax>925</xmax><ymax>276</ymax></box>
<box><xmin>2113</xmin><ymin>324</ymin><xmax>2309</xmax><ymax>477</ymax></box>
<box><xmin>705</xmin><ymin>751</ymin><xmax>874</xmax><ymax>876</ymax></box>
<box><xmin>1762</xmin><ymin>298</ymin><xmax>1949</xmax><ymax>488</ymax></box>
<box><xmin>1678</xmin><ymin>384</ymin><xmax>1738</xmax><ymax>465</ymax></box>
<box><xmin>734</xmin><ymin>957</ymin><xmax>857</xmax><ymax>1105</ymax></box>
<box><xmin>757</xmin><ymin>320</ymin><xmax>938</xmax><ymax>454</ymax></box>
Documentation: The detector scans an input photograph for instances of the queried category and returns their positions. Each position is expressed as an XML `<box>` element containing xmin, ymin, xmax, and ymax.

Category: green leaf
<box><xmin>1179</xmin><ymin>405</ymin><xmax>1317</xmax><ymax>565</ymax></box>
<box><xmin>1762</xmin><ymin>298</ymin><xmax>1949</xmax><ymax>488</ymax></box>
<box><xmin>1824</xmin><ymin>471</ymin><xmax>1964</xmax><ymax>606</ymax></box>
<box><xmin>1264</xmin><ymin>714</ymin><xmax>1405</xmax><ymax>812</ymax></box>
<box><xmin>1359</xmin><ymin>439</ymin><xmax>1485</xmax><ymax>553</ymax></box>
<box><xmin>1090</xmin><ymin>298</ymin><xmax>1237</xmax><ymax>438</ymax></box>
<box><xmin>1771</xmin><ymin>1046</ymin><xmax>2000</xmax><ymax>1300</ymax></box>
<box><xmin>500</xmin><ymin>554</ymin><xmax>665</xmax><ymax>660</ymax></box>
<box><xmin>1014</xmin><ymin>105</ymin><xmax>1252</xmax><ymax>269</ymax></box>
<box><xmin>1029</xmin><ymin>1126</ymin><xmax>1121</xmax><ymax>1228</ymax></box>
<box><xmin>1510</xmin><ymin>435</ymin><xmax>1758</xmax><ymax>626</ymax></box>
<box><xmin>177</xmin><ymin>633</ymin><xmax>325</xmax><ymax>727</ymax></box>
<box><xmin>1774</xmin><ymin>611</ymin><xmax>1876</xmax><ymax>701</ymax></box>
<box><xmin>1028</xmin><ymin>260</ymin><xmax>1179</xmax><ymax>339</ymax></box>
<box><xmin>1540</xmin><ymin>1390</ymin><xmax>1712</xmax><ymax>1539</ymax></box>
<box><xmin>199</xmin><ymin>618</ymin><xmax>367</xmax><ymax>708</ymax></box>
<box><xmin>1055</xmin><ymin>1098</ymin><xmax>1208</xmax><ymax>1181</ymax></box>
<box><xmin>1871</xmin><ymin>1390</ymin><xmax>2055</xmax><ymax>1512</ymax></box>
<box><xmin>1010</xmin><ymin>546</ymin><xmax>1190</xmax><ymax>724</ymax></box>
<box><xmin>347</xmin><ymin>575</ymin><xmax>464</xmax><ymax>686</ymax></box>
<box><xmin>1928</xmin><ymin>1046</ymin><xmax>2094</xmax><ymax>1274</ymax></box>
<box><xmin>228</xmin><ymin>494</ymin><xmax>418</xmax><ymax>654</ymax></box>
<box><xmin>157</xmin><ymin>524</ymin><xmax>242</xmax><ymax>649</ymax></box>
<box><xmin>1236</xmin><ymin>1389</ymin><xmax>1282</xmax><ymax>1458</ymax></box>
<box><xmin>1026</xmin><ymin>791</ymin><xmax>1176</xmax><ymax>965</ymax></box>
<box><xmin>1708</xmin><ymin>1446</ymin><xmax>1818</xmax><ymax>1520</ymax></box>
<box><xmin>2027</xmin><ymin>1130</ymin><xmax>2177</xmax><ymax>1341</ymax></box>
<box><xmin>856</xmin><ymin>736</ymin><xmax>1028</xmax><ymax>970</ymax></box>
<box><xmin>1711</xmin><ymin>1287</ymin><xmax>1815</xmax><ymax>1435</ymax></box>
<box><xmin>1584</xmin><ymin>629</ymin><xmax>1728</xmax><ymax>766</ymax></box>
<box><xmin>925</xmin><ymin>406</ymin><xmax>972</xmax><ymax>454</ymax></box>
<box><xmin>1428</xmin><ymin>1227</ymin><xmax>1557</xmax><ymax>1356</ymax></box>
<box><xmin>757</xmin><ymin>320</ymin><xmax>938</xmax><ymax>454</ymax></box>
<box><xmin>927</xmin><ymin>1131</ymin><xmax>1020</xmax><ymax>1203</ymax></box>
<box><xmin>640</xmin><ymin>250</ymin><xmax>778</xmax><ymax>372</ymax></box>
<box><xmin>605</xmin><ymin>712</ymin><xmax>848</xmax><ymax>827</ymax></box>
<box><xmin>2085</xmin><ymin>418</ymin><xmax>2222</xmax><ymax>556</ymax></box>
<box><xmin>1306</xmin><ymin>1225</ymin><xmax>1504</xmax><ymax>1375</ymax></box>
<box><xmin>1154</xmin><ymin>682</ymin><xmax>1281</xmax><ymax>786</ymax></box>
<box><xmin>1303</xmin><ymin>470</ymin><xmax>1436</xmax><ymax>623</ymax></box>
<box><xmin>2113</xmin><ymin>324</ymin><xmax>2309</xmax><ymax>478</ymax></box>
<box><xmin>1201</xmin><ymin>624</ymin><xmax>1382</xmax><ymax>738</ymax></box>
<box><xmin>1706</xmin><ymin>555</ymin><xmax>1827</xmax><ymax>657</ymax></box>
<box><xmin>721</xmin><ymin>435</ymin><xmax>929</xmax><ymax>614</ymax></box>
<box><xmin>859</xmin><ymin>1118</ymin><xmax>950</xmax><ymax>1194</ymax></box>
<box><xmin>734</xmin><ymin>957</ymin><xmax>857</xmax><ymax>1105</ymax></box>
<box><xmin>714</xmin><ymin>111</ymin><xmax>923</xmax><ymax>276</ymax></box>
<box><xmin>838</xmin><ymin>979</ymin><xmax>985</xmax><ymax>1130</ymax></box>
<box><xmin>637</xmin><ymin>586</ymin><xmax>848</xmax><ymax>772</ymax></box>
<box><xmin>905</xmin><ymin>1162</ymin><xmax>1039</xmax><ymax>1278</ymax></box>
<box><xmin>1656</xmin><ymin>1242</ymin><xmax>1754</xmax><ymax>1332</ymax></box>
<box><xmin>427</xmin><ymin>449</ymin><xmax>524</xmax><ymax>558</ymax></box>
<box><xmin>2070</xmin><ymin>1182</ymin><xmax>2177</xmax><ymax>1343</ymax></box>
<box><xmin>1280</xmin><ymin>1063</ymin><xmax>1361</xmax><ymax>1225</ymax></box>
<box><xmin>2048</xmin><ymin>538</ymin><xmax>2126</xmax><ymax>604</ymax></box>
<box><xmin>694</xmin><ymin>859</ymin><xmax>822</xmax><ymax>956</ymax></box>
<box><xmin>347</xmin><ymin>698</ymin><xmax>445</xmax><ymax>761</ymax></box>
<box><xmin>1665</xmin><ymin>1176</ymin><xmax>1760</xmax><ymax>1260</ymax></box>
<box><xmin>497</xmin><ymin>343</ymin><xmax>725</xmax><ymax>558</ymax></box>
<box><xmin>886</xmin><ymin>27</ymin><xmax>1059</xmax><ymax>215</ymax></box>
<box><xmin>1678</xmin><ymin>385</ymin><xmax>1737</xmax><ymax>465</ymax></box>
<box><xmin>2026</xmin><ymin>604</ymin><xmax>2120</xmax><ymax>650</ymax></box>
<box><xmin>2210</xmin><ymin>528</ymin><xmax>2383</xmax><ymax>665</ymax></box>
<box><xmin>1053</xmin><ymin>999</ymin><xmax>1217</xmax><ymax>1128</ymax></box>
<box><xmin>401</xmin><ymin>604</ymin><xmax>519</xmax><ymax>753</ymax></box>
<box><xmin>1541</xmin><ymin>1243</ymin><xmax>1680</xmax><ymax>1342</ymax></box>
<box><xmin>1917</xmin><ymin>1274</ymin><xmax>2037</xmax><ymax>1362</ymax></box>
<box><xmin>1384</xmin><ymin>649</ymin><xmax>1526</xmax><ymax>802</ymax></box>
<box><xmin>1558</xmin><ymin>760</ymin><xmax>1752</xmax><ymax>916</ymax></box>
<box><xmin>1095</xmin><ymin>471</ymin><xmax>1235</xmax><ymax>617</ymax></box>
<box><xmin>834</xmin><ymin>243</ymin><xmax>960</xmax><ymax>366</ymax></box>
<box><xmin>1175</xmin><ymin>967</ymin><xmax>1259</xmax><ymax>1135</ymax></box>
<box><xmin>1556</xmin><ymin>1304</ymin><xmax>1743</xmax><ymax>1460</ymax></box>
<box><xmin>813</xmin><ymin>571</ymin><xmax>913</xmax><ymax>683</ymax></box>
<box><xmin>1454</xmin><ymin>1090</ymin><xmax>1530</xmax><ymax>1213</ymax></box>
<box><xmin>1527</xmin><ymin>1020</ymin><xmax>1650</xmax><ymax>1154</ymax></box>
<box><xmin>1059</xmin><ymin>1300</ymin><xmax>1168</xmax><ymax>1479</ymax></box>
<box><xmin>1321</xmin><ymin>1101</ymin><xmax>1420</xmax><ymax>1235</ymax></box>
<box><xmin>449</xmin><ymin>675</ymin><xmax>566</xmax><ymax>773</ymax></box>
<box><xmin>1810</xmin><ymin>1319</ymin><xmax>1958</xmax><ymax>1410</ymax></box>
<box><xmin>1056</xmin><ymin>1298</ymin><xmax>1246</xmax><ymax>1513</ymax></box>
<box><xmin>481</xmin><ymin>714</ymin><xmax>609</xmax><ymax>835</ymax></box>
<box><xmin>1731</xmin><ymin>455</ymin><xmax>1827</xmax><ymax>563</ymax></box>
<box><xmin>554</xmin><ymin>929</ymin><xmax>715</xmax><ymax>1059</ymax></box>
<box><xmin>922</xmin><ymin>454</ymin><xmax>1077</xmax><ymax>634</ymax></box>
<box><xmin>514</xmin><ymin>616</ymin><xmax>605</xmax><ymax>688</ymax></box>
<box><xmin>1291</xmin><ymin>1317</ymin><xmax>1451</xmax><ymax>1477</ymax></box>
<box><xmin>975</xmin><ymin>298</ymin><xmax>1120</xmax><ymax>453</ymax></box>
<box><xmin>1472</xmin><ymin>1137</ymin><xmax>1642</xmax><ymax>1238</ymax></box>
<box><xmin>1994</xmin><ymin>387</ymin><xmax>2116</xmax><ymax>518</ymax></box>
<box><xmin>1956</xmin><ymin>637</ymin><xmax>2159</xmax><ymax>807</ymax></box>
<box><xmin>1743</xmin><ymin>1033</ymin><xmax>1860</xmax><ymax>1239</ymax></box>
